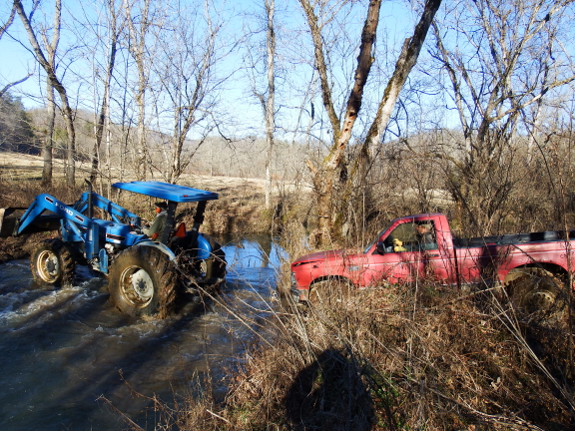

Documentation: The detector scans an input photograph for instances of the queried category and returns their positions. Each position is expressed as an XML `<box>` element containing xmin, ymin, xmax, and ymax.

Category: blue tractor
<box><xmin>0</xmin><ymin>180</ymin><xmax>226</xmax><ymax>317</ymax></box>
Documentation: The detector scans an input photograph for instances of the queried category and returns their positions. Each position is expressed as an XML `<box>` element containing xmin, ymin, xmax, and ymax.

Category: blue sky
<box><xmin>1</xmin><ymin>0</ymin><xmax>417</xmax><ymax>138</ymax></box>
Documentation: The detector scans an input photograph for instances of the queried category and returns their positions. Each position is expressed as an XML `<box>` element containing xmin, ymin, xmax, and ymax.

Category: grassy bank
<box><xmin>0</xmin><ymin>174</ymin><xmax>282</xmax><ymax>262</ymax></box>
<box><xmin>1</xmin><ymin>171</ymin><xmax>574</xmax><ymax>430</ymax></box>
<box><xmin>155</xmin><ymin>281</ymin><xmax>574</xmax><ymax>430</ymax></box>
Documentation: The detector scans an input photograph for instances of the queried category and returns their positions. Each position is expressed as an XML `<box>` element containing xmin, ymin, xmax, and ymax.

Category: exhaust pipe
<box><xmin>85</xmin><ymin>179</ymin><xmax>93</xmax><ymax>219</ymax></box>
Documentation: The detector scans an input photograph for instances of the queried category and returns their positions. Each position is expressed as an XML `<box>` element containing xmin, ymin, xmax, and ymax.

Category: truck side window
<box><xmin>385</xmin><ymin>223</ymin><xmax>416</xmax><ymax>252</ymax></box>
<box><xmin>384</xmin><ymin>221</ymin><xmax>439</xmax><ymax>252</ymax></box>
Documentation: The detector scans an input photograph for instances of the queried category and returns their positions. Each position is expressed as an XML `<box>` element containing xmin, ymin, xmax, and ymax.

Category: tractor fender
<box><xmin>196</xmin><ymin>234</ymin><xmax>212</xmax><ymax>260</ymax></box>
<box><xmin>133</xmin><ymin>239</ymin><xmax>177</xmax><ymax>261</ymax></box>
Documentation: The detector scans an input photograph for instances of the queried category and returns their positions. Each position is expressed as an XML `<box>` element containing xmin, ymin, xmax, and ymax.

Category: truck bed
<box><xmin>453</xmin><ymin>230</ymin><xmax>575</xmax><ymax>248</ymax></box>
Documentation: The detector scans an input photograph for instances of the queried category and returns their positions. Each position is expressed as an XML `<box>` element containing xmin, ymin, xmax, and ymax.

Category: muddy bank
<box><xmin>0</xmin><ymin>232</ymin><xmax>58</xmax><ymax>263</ymax></box>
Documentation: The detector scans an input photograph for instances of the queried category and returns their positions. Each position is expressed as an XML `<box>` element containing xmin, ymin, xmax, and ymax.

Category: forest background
<box><xmin>3</xmin><ymin>0</ymin><xmax>575</xmax><ymax>247</ymax></box>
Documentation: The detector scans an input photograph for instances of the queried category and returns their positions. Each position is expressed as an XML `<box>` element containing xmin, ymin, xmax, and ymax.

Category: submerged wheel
<box><xmin>108</xmin><ymin>246</ymin><xmax>177</xmax><ymax>317</ymax></box>
<box><xmin>308</xmin><ymin>278</ymin><xmax>351</xmax><ymax>306</ymax></box>
<box><xmin>505</xmin><ymin>267</ymin><xmax>565</xmax><ymax>316</ymax></box>
<box><xmin>174</xmin><ymin>235</ymin><xmax>226</xmax><ymax>285</ymax></box>
<box><xmin>203</xmin><ymin>238</ymin><xmax>226</xmax><ymax>281</ymax></box>
<box><xmin>30</xmin><ymin>239</ymin><xmax>75</xmax><ymax>287</ymax></box>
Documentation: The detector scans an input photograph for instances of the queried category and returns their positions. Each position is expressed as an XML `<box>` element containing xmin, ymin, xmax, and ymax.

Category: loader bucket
<box><xmin>0</xmin><ymin>208</ymin><xmax>24</xmax><ymax>237</ymax></box>
<box><xmin>0</xmin><ymin>208</ymin><xmax>61</xmax><ymax>237</ymax></box>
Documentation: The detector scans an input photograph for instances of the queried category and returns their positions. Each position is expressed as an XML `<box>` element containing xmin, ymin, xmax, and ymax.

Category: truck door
<box><xmin>419</xmin><ymin>220</ymin><xmax>457</xmax><ymax>284</ymax></box>
<box><xmin>362</xmin><ymin>221</ymin><xmax>425</xmax><ymax>285</ymax></box>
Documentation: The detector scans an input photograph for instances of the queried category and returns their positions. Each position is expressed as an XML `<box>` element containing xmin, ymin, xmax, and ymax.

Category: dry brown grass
<box><xmin>152</xmin><ymin>280</ymin><xmax>575</xmax><ymax>431</ymax></box>
<box><xmin>0</xmin><ymin>154</ymin><xmax>287</xmax><ymax>238</ymax></box>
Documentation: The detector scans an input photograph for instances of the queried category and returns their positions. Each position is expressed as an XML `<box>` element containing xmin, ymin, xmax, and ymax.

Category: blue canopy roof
<box><xmin>112</xmin><ymin>181</ymin><xmax>218</xmax><ymax>203</ymax></box>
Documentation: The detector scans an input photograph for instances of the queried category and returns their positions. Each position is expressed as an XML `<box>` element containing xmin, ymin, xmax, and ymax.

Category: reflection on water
<box><xmin>0</xmin><ymin>236</ymin><xmax>286</xmax><ymax>431</ymax></box>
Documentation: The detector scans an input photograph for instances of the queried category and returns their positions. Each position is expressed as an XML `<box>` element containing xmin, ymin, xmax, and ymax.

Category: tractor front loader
<box><xmin>0</xmin><ymin>180</ymin><xmax>226</xmax><ymax>318</ymax></box>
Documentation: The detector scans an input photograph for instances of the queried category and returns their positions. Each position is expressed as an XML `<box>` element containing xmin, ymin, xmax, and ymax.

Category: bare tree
<box><xmin>363</xmin><ymin>0</ymin><xmax>442</xmax><ymax>157</ymax></box>
<box><xmin>0</xmin><ymin>3</ymin><xmax>33</xmax><ymax>98</ymax></box>
<box><xmin>14</xmin><ymin>0</ymin><xmax>77</xmax><ymax>186</ymax></box>
<box><xmin>124</xmin><ymin>0</ymin><xmax>163</xmax><ymax>181</ymax></box>
<box><xmin>82</xmin><ymin>0</ymin><xmax>124</xmax><ymax>185</ymax></box>
<box><xmin>262</xmin><ymin>0</ymin><xmax>276</xmax><ymax>209</ymax></box>
<box><xmin>0</xmin><ymin>4</ymin><xmax>16</xmax><ymax>39</ymax></box>
<box><xmin>300</xmin><ymin>0</ymin><xmax>441</xmax><ymax>246</ymax></box>
<box><xmin>430</xmin><ymin>0</ymin><xmax>575</xmax><ymax>234</ymax></box>
<box><xmin>0</xmin><ymin>1</ymin><xmax>33</xmax><ymax>98</ymax></box>
<box><xmin>149</xmin><ymin>0</ymin><xmax>229</xmax><ymax>184</ymax></box>
<box><xmin>243</xmin><ymin>0</ymin><xmax>277</xmax><ymax>208</ymax></box>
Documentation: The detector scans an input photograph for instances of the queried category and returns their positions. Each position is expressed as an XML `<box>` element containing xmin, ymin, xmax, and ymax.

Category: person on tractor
<box><xmin>143</xmin><ymin>202</ymin><xmax>168</xmax><ymax>240</ymax></box>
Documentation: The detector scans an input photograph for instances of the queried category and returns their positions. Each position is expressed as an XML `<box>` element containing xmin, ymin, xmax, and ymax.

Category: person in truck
<box><xmin>415</xmin><ymin>222</ymin><xmax>437</xmax><ymax>250</ymax></box>
<box><xmin>143</xmin><ymin>201</ymin><xmax>168</xmax><ymax>240</ymax></box>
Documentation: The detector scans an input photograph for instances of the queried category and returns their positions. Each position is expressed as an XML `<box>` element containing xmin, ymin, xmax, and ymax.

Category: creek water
<box><xmin>0</xmin><ymin>236</ymin><xmax>286</xmax><ymax>431</ymax></box>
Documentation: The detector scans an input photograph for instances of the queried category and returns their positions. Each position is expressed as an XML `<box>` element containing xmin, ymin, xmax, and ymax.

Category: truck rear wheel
<box><xmin>505</xmin><ymin>267</ymin><xmax>565</xmax><ymax>317</ymax></box>
<box><xmin>30</xmin><ymin>239</ymin><xmax>75</xmax><ymax>287</ymax></box>
<box><xmin>108</xmin><ymin>246</ymin><xmax>177</xmax><ymax>318</ymax></box>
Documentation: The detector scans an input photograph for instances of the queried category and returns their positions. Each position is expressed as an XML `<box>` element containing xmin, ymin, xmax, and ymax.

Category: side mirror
<box><xmin>375</xmin><ymin>242</ymin><xmax>386</xmax><ymax>255</ymax></box>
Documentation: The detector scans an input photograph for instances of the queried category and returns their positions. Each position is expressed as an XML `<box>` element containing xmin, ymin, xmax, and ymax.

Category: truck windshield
<box><xmin>364</xmin><ymin>229</ymin><xmax>387</xmax><ymax>254</ymax></box>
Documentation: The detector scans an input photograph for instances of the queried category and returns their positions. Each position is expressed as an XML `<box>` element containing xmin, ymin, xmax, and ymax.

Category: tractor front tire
<box><xmin>202</xmin><ymin>238</ymin><xmax>226</xmax><ymax>281</ymax></box>
<box><xmin>173</xmin><ymin>234</ymin><xmax>226</xmax><ymax>285</ymax></box>
<box><xmin>30</xmin><ymin>239</ymin><xmax>75</xmax><ymax>287</ymax></box>
<box><xmin>108</xmin><ymin>246</ymin><xmax>177</xmax><ymax>318</ymax></box>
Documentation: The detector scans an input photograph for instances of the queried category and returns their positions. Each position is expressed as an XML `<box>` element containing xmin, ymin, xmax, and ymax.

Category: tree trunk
<box><xmin>264</xmin><ymin>0</ymin><xmax>276</xmax><ymax>209</ymax></box>
<box><xmin>42</xmin><ymin>85</ymin><xmax>55</xmax><ymax>186</ymax></box>
<box><xmin>299</xmin><ymin>0</ymin><xmax>382</xmax><ymax>246</ymax></box>
<box><xmin>15</xmin><ymin>0</ymin><xmax>76</xmax><ymax>186</ymax></box>
<box><xmin>91</xmin><ymin>17</ymin><xmax>118</xmax><ymax>184</ymax></box>
<box><xmin>363</xmin><ymin>0</ymin><xmax>442</xmax><ymax>157</ymax></box>
<box><xmin>125</xmin><ymin>0</ymin><xmax>153</xmax><ymax>181</ymax></box>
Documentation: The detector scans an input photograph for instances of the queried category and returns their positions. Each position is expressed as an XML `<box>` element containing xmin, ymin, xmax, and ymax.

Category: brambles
<box><xmin>168</xmin><ymin>280</ymin><xmax>575</xmax><ymax>430</ymax></box>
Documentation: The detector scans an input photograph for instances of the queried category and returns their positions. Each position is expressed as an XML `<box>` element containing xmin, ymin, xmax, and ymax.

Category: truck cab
<box><xmin>291</xmin><ymin>214</ymin><xmax>456</xmax><ymax>300</ymax></box>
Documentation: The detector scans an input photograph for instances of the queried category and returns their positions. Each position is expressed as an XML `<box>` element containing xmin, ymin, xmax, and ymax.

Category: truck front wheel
<box><xmin>505</xmin><ymin>267</ymin><xmax>565</xmax><ymax>317</ymax></box>
<box><xmin>308</xmin><ymin>278</ymin><xmax>351</xmax><ymax>306</ymax></box>
<box><xmin>30</xmin><ymin>239</ymin><xmax>75</xmax><ymax>287</ymax></box>
<box><xmin>108</xmin><ymin>247</ymin><xmax>177</xmax><ymax>318</ymax></box>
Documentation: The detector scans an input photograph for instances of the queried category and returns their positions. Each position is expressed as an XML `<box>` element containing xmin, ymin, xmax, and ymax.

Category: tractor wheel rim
<box><xmin>198</xmin><ymin>260</ymin><xmax>208</xmax><ymax>278</ymax></box>
<box><xmin>38</xmin><ymin>250</ymin><xmax>60</xmax><ymax>282</ymax></box>
<box><xmin>120</xmin><ymin>266</ymin><xmax>154</xmax><ymax>307</ymax></box>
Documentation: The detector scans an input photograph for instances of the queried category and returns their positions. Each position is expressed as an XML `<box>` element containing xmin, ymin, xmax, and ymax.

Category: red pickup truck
<box><xmin>291</xmin><ymin>213</ymin><xmax>572</xmax><ymax>312</ymax></box>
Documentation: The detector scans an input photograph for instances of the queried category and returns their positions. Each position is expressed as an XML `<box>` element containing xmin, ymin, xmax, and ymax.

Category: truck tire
<box><xmin>309</xmin><ymin>278</ymin><xmax>351</xmax><ymax>306</ymax></box>
<box><xmin>505</xmin><ymin>267</ymin><xmax>565</xmax><ymax>316</ymax></box>
<box><xmin>30</xmin><ymin>239</ymin><xmax>75</xmax><ymax>287</ymax></box>
<box><xmin>108</xmin><ymin>246</ymin><xmax>177</xmax><ymax>318</ymax></box>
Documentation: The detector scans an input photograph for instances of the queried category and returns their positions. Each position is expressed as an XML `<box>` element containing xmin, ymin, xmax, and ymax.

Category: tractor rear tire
<box><xmin>108</xmin><ymin>246</ymin><xmax>177</xmax><ymax>318</ymax></box>
<box><xmin>505</xmin><ymin>267</ymin><xmax>565</xmax><ymax>317</ymax></box>
<box><xmin>30</xmin><ymin>239</ymin><xmax>75</xmax><ymax>287</ymax></box>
